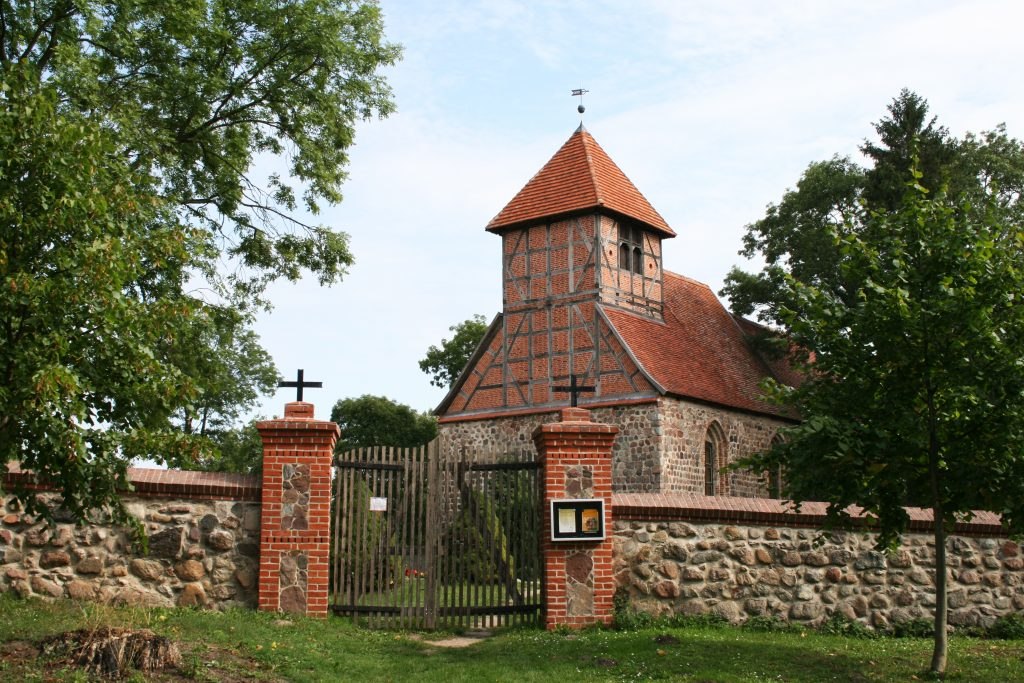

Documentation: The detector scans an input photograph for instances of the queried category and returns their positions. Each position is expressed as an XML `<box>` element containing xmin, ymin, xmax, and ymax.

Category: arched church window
<box><xmin>632</xmin><ymin>246</ymin><xmax>643</xmax><ymax>274</ymax></box>
<box><xmin>703</xmin><ymin>422</ymin><xmax>727</xmax><ymax>496</ymax></box>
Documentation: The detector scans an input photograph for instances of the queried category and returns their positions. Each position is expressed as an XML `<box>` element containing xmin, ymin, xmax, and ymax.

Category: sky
<box><xmin>251</xmin><ymin>0</ymin><xmax>1024</xmax><ymax>420</ymax></box>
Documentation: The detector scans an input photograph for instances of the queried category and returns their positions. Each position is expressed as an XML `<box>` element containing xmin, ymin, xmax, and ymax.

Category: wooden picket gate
<box><xmin>330</xmin><ymin>438</ymin><xmax>542</xmax><ymax>629</ymax></box>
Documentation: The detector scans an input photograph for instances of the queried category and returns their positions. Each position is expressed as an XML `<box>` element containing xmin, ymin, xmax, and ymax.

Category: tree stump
<box><xmin>42</xmin><ymin>626</ymin><xmax>181</xmax><ymax>678</ymax></box>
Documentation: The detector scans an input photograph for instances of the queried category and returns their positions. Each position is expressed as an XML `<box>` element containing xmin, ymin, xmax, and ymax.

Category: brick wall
<box><xmin>597</xmin><ymin>215</ymin><xmax>664</xmax><ymax>317</ymax></box>
<box><xmin>256</xmin><ymin>401</ymin><xmax>338</xmax><ymax>617</ymax></box>
<box><xmin>534</xmin><ymin>407</ymin><xmax>619</xmax><ymax>629</ymax></box>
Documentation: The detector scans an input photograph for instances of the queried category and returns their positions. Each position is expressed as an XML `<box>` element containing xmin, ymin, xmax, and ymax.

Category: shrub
<box><xmin>612</xmin><ymin>589</ymin><xmax>655</xmax><ymax>631</ymax></box>
<box><xmin>819</xmin><ymin>613</ymin><xmax>877</xmax><ymax>639</ymax></box>
<box><xmin>987</xmin><ymin>614</ymin><xmax>1024</xmax><ymax>640</ymax></box>
<box><xmin>743</xmin><ymin>615</ymin><xmax>792</xmax><ymax>633</ymax></box>
<box><xmin>890</xmin><ymin>618</ymin><xmax>934</xmax><ymax>639</ymax></box>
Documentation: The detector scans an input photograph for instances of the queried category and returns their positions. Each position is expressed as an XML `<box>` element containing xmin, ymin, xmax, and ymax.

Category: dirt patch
<box><xmin>0</xmin><ymin>639</ymin><xmax>40</xmax><ymax>662</ymax></box>
<box><xmin>408</xmin><ymin>630</ymin><xmax>493</xmax><ymax>649</ymax></box>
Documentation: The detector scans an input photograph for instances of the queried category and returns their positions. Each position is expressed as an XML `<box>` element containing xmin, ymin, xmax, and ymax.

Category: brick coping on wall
<box><xmin>612</xmin><ymin>493</ymin><xmax>1006</xmax><ymax>537</ymax></box>
<box><xmin>4</xmin><ymin>464</ymin><xmax>261</xmax><ymax>502</ymax></box>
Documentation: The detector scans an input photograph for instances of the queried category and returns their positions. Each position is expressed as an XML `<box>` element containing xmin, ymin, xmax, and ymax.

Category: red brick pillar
<box><xmin>256</xmin><ymin>401</ymin><xmax>339</xmax><ymax>617</ymax></box>
<box><xmin>533</xmin><ymin>407</ymin><xmax>618</xmax><ymax>630</ymax></box>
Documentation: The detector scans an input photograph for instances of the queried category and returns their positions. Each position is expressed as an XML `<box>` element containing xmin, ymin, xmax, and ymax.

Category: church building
<box><xmin>435</xmin><ymin>125</ymin><xmax>799</xmax><ymax>497</ymax></box>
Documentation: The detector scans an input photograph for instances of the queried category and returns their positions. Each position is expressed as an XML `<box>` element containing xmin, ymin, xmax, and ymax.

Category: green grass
<box><xmin>0</xmin><ymin>592</ymin><xmax>1021</xmax><ymax>682</ymax></box>
<box><xmin>351</xmin><ymin>578</ymin><xmax>541</xmax><ymax>607</ymax></box>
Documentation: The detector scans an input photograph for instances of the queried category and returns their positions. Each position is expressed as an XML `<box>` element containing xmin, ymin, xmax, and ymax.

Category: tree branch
<box><xmin>17</xmin><ymin>0</ymin><xmax>75</xmax><ymax>66</ymax></box>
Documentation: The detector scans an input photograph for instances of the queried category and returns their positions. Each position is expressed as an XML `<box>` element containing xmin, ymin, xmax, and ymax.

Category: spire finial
<box><xmin>571</xmin><ymin>88</ymin><xmax>589</xmax><ymax>117</ymax></box>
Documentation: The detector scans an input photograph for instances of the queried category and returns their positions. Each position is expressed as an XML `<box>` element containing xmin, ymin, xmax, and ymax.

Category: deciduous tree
<box><xmin>1</xmin><ymin>0</ymin><xmax>401</xmax><ymax>307</ymax></box>
<box><xmin>738</xmin><ymin>95</ymin><xmax>1024</xmax><ymax>674</ymax></box>
<box><xmin>330</xmin><ymin>395</ymin><xmax>437</xmax><ymax>453</ymax></box>
<box><xmin>0</xmin><ymin>69</ymin><xmax>204</xmax><ymax>521</ymax></box>
<box><xmin>419</xmin><ymin>315</ymin><xmax>489</xmax><ymax>389</ymax></box>
<box><xmin>195</xmin><ymin>420</ymin><xmax>266</xmax><ymax>476</ymax></box>
<box><xmin>170</xmin><ymin>309</ymin><xmax>279</xmax><ymax>442</ymax></box>
<box><xmin>1</xmin><ymin>1</ymin><xmax>399</xmax><ymax>518</ymax></box>
<box><xmin>722</xmin><ymin>90</ymin><xmax>1024</xmax><ymax>327</ymax></box>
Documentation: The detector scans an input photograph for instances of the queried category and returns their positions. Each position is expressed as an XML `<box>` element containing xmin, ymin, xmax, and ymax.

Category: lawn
<box><xmin>0</xmin><ymin>593</ymin><xmax>1021</xmax><ymax>682</ymax></box>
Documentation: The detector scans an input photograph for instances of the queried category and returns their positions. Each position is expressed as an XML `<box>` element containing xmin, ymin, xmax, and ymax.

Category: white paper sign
<box><xmin>558</xmin><ymin>507</ymin><xmax>576</xmax><ymax>534</ymax></box>
<box><xmin>369</xmin><ymin>497</ymin><xmax>388</xmax><ymax>512</ymax></box>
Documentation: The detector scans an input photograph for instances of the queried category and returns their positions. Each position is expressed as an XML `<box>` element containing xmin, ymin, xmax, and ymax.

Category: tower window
<box><xmin>618</xmin><ymin>224</ymin><xmax>644</xmax><ymax>272</ymax></box>
<box><xmin>618</xmin><ymin>242</ymin><xmax>631</xmax><ymax>272</ymax></box>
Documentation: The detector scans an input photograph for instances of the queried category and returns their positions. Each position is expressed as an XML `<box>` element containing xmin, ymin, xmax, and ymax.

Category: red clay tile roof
<box><xmin>732</xmin><ymin>316</ymin><xmax>807</xmax><ymax>391</ymax></box>
<box><xmin>486</xmin><ymin>125</ymin><xmax>676</xmax><ymax>236</ymax></box>
<box><xmin>602</xmin><ymin>272</ymin><xmax>799</xmax><ymax>419</ymax></box>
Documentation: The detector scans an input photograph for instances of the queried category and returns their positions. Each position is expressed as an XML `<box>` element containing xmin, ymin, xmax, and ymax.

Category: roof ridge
<box><xmin>486</xmin><ymin>127</ymin><xmax>675</xmax><ymax>236</ymax></box>
<box><xmin>663</xmin><ymin>269</ymin><xmax>712</xmax><ymax>289</ymax></box>
<box><xmin>581</xmin><ymin>131</ymin><xmax>605</xmax><ymax>208</ymax></box>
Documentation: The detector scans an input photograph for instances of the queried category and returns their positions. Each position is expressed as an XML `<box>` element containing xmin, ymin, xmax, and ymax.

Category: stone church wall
<box><xmin>1</xmin><ymin>472</ymin><xmax>260</xmax><ymax>611</ymax></box>
<box><xmin>613</xmin><ymin>495</ymin><xmax>1023</xmax><ymax>629</ymax></box>
<box><xmin>440</xmin><ymin>402</ymin><xmax>663</xmax><ymax>491</ymax></box>
<box><xmin>440</xmin><ymin>397</ymin><xmax>792</xmax><ymax>496</ymax></box>
<box><xmin>658</xmin><ymin>398</ymin><xmax>791</xmax><ymax>496</ymax></box>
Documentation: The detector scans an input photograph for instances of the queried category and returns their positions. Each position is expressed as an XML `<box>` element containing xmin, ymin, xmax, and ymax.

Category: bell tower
<box><xmin>440</xmin><ymin>125</ymin><xmax>675</xmax><ymax>415</ymax></box>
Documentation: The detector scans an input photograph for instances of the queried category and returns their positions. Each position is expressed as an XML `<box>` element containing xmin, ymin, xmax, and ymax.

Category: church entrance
<box><xmin>330</xmin><ymin>438</ymin><xmax>542</xmax><ymax>629</ymax></box>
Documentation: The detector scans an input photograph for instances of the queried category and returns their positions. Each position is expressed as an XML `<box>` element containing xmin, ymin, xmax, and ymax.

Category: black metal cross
<box><xmin>553</xmin><ymin>374</ymin><xmax>595</xmax><ymax>408</ymax></box>
<box><xmin>278</xmin><ymin>368</ymin><xmax>322</xmax><ymax>402</ymax></box>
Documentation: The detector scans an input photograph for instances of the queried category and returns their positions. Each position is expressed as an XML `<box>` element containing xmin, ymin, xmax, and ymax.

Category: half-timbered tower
<box><xmin>437</xmin><ymin>125</ymin><xmax>799</xmax><ymax>496</ymax></box>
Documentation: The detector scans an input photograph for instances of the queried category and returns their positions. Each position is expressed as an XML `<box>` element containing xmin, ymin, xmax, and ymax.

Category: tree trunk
<box><xmin>930</xmin><ymin>515</ymin><xmax>948</xmax><ymax>675</ymax></box>
<box><xmin>925</xmin><ymin>371</ymin><xmax>947</xmax><ymax>675</ymax></box>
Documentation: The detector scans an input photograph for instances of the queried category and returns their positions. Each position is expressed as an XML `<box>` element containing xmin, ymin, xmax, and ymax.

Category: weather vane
<box><xmin>571</xmin><ymin>88</ymin><xmax>589</xmax><ymax>116</ymax></box>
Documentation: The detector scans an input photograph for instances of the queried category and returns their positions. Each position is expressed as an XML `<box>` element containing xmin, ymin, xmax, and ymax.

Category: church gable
<box><xmin>438</xmin><ymin>281</ymin><xmax>660</xmax><ymax>419</ymax></box>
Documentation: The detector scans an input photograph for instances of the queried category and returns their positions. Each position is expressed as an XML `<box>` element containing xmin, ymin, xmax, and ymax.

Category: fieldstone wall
<box><xmin>613</xmin><ymin>495</ymin><xmax>1023</xmax><ymax>630</ymax></box>
<box><xmin>0</xmin><ymin>470</ymin><xmax>260</xmax><ymax>610</ymax></box>
<box><xmin>439</xmin><ymin>397</ymin><xmax>791</xmax><ymax>496</ymax></box>
<box><xmin>440</xmin><ymin>403</ymin><xmax>661</xmax><ymax>491</ymax></box>
<box><xmin>658</xmin><ymin>398</ymin><xmax>789</xmax><ymax>497</ymax></box>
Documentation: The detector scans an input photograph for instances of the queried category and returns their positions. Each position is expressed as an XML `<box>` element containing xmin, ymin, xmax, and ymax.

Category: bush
<box><xmin>987</xmin><ymin>614</ymin><xmax>1024</xmax><ymax>640</ymax></box>
<box><xmin>890</xmin><ymin>618</ymin><xmax>934</xmax><ymax>639</ymax></box>
<box><xmin>819</xmin><ymin>613</ymin><xmax>878</xmax><ymax>639</ymax></box>
<box><xmin>612</xmin><ymin>589</ymin><xmax>655</xmax><ymax>631</ymax></box>
<box><xmin>743</xmin><ymin>615</ymin><xmax>792</xmax><ymax>633</ymax></box>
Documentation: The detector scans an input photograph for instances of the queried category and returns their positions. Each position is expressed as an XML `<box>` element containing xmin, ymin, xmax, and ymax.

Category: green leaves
<box><xmin>756</xmin><ymin>155</ymin><xmax>1024</xmax><ymax>538</ymax></box>
<box><xmin>1</xmin><ymin>2</ymin><xmax>399</xmax><ymax>518</ymax></box>
<box><xmin>4</xmin><ymin>0</ymin><xmax>399</xmax><ymax>308</ymax></box>
<box><xmin>419</xmin><ymin>315</ymin><xmax>490</xmax><ymax>389</ymax></box>
<box><xmin>330</xmin><ymin>395</ymin><xmax>437</xmax><ymax>453</ymax></box>
<box><xmin>735</xmin><ymin>96</ymin><xmax>1024</xmax><ymax>672</ymax></box>
<box><xmin>0</xmin><ymin>69</ymin><xmax>205</xmax><ymax>522</ymax></box>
